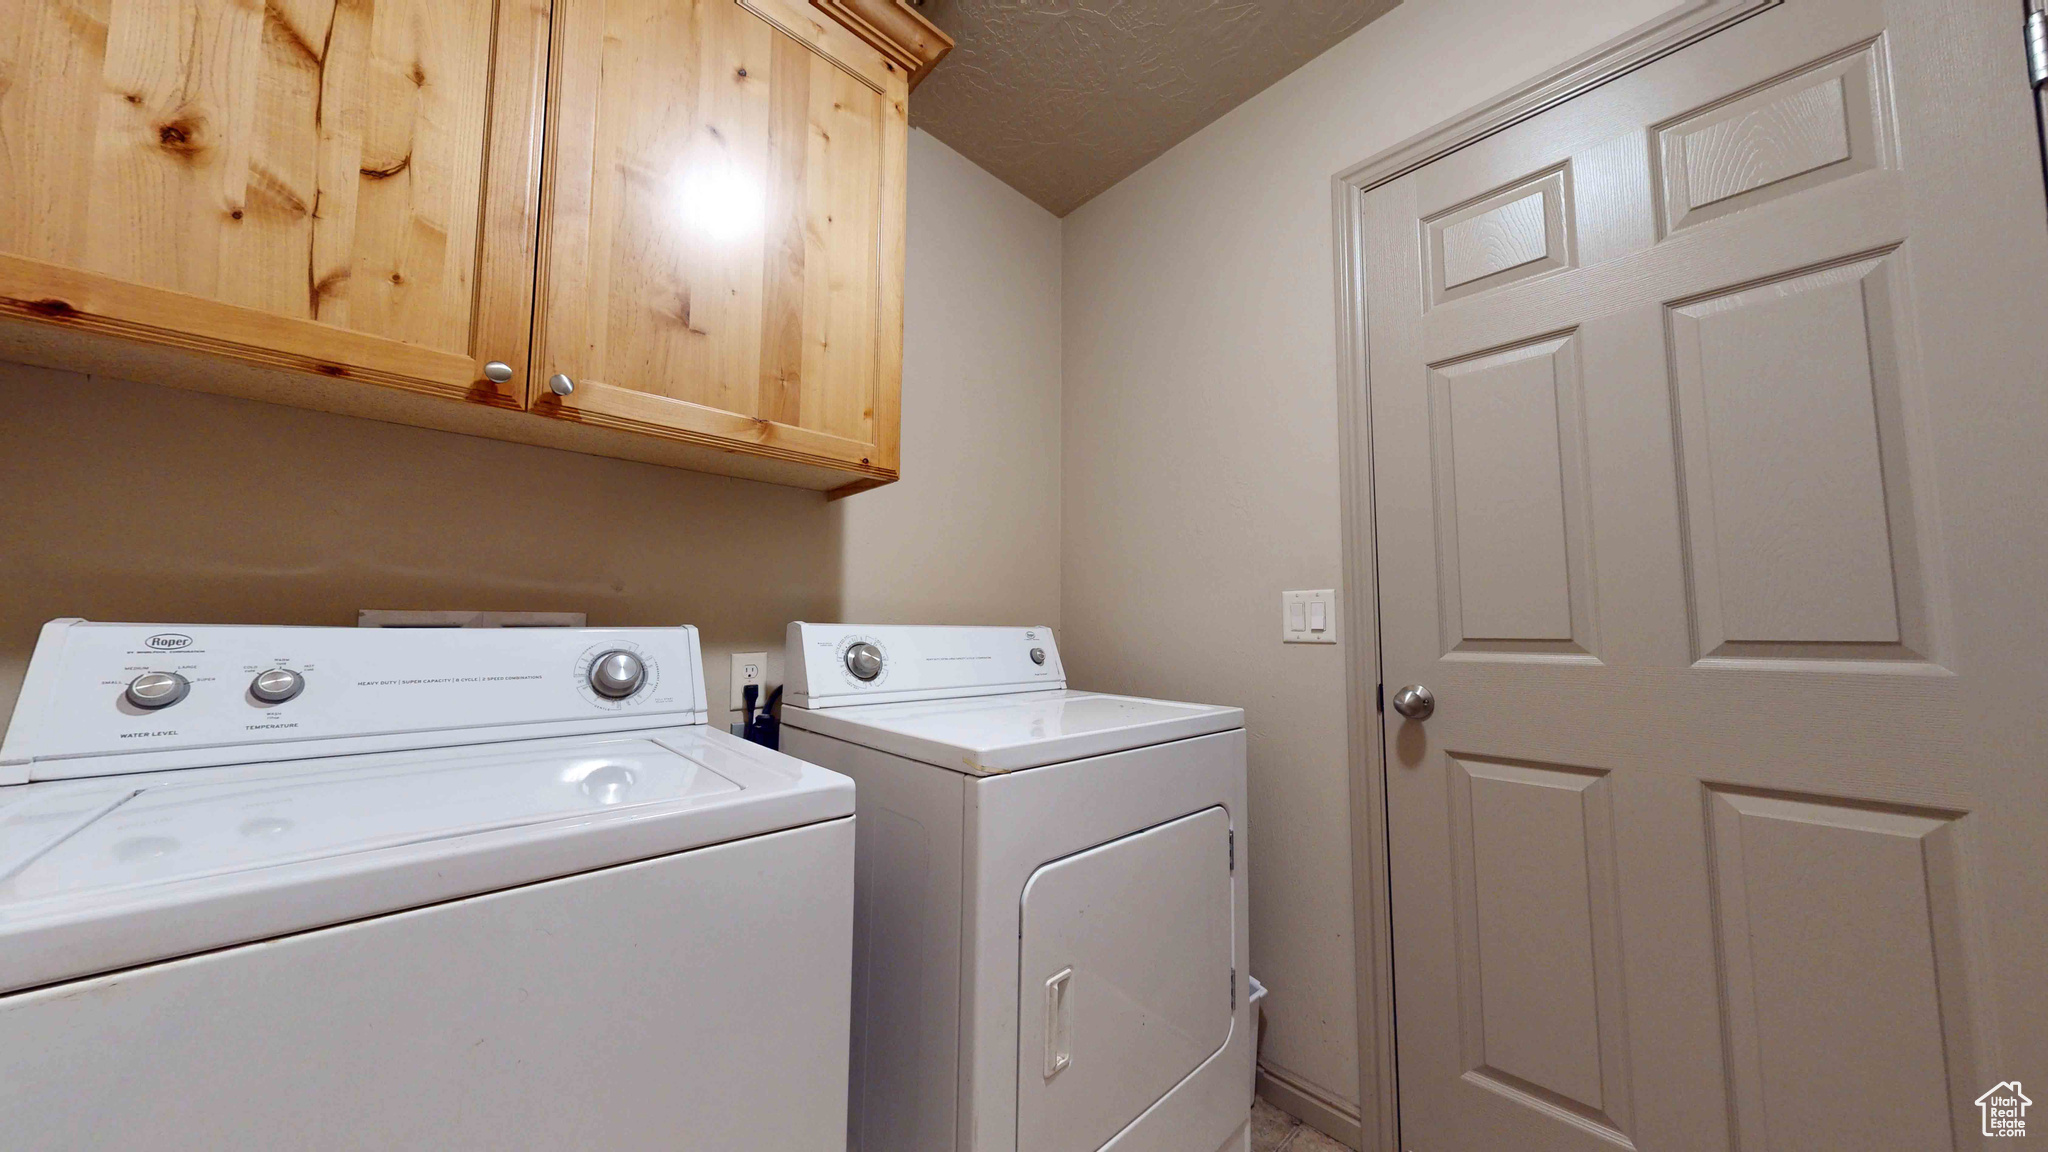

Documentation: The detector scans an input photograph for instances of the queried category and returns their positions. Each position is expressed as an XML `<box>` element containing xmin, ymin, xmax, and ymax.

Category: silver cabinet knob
<box><xmin>125</xmin><ymin>671</ymin><xmax>190</xmax><ymax>710</ymax></box>
<box><xmin>1391</xmin><ymin>684</ymin><xmax>1435</xmax><ymax>721</ymax></box>
<box><xmin>250</xmin><ymin>668</ymin><xmax>304</xmax><ymax>704</ymax></box>
<box><xmin>844</xmin><ymin>642</ymin><xmax>883</xmax><ymax>682</ymax></box>
<box><xmin>482</xmin><ymin>361</ymin><xmax>514</xmax><ymax>384</ymax></box>
<box><xmin>589</xmin><ymin>650</ymin><xmax>644</xmax><ymax>699</ymax></box>
<box><xmin>547</xmin><ymin>373</ymin><xmax>575</xmax><ymax>397</ymax></box>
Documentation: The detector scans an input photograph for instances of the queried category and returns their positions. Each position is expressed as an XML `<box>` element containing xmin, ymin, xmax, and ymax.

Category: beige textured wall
<box><xmin>1059</xmin><ymin>0</ymin><xmax>1679</xmax><ymax>1124</ymax></box>
<box><xmin>839</xmin><ymin>131</ymin><xmax>1063</xmax><ymax>630</ymax></box>
<box><xmin>0</xmin><ymin>129</ymin><xmax>1061</xmax><ymax>734</ymax></box>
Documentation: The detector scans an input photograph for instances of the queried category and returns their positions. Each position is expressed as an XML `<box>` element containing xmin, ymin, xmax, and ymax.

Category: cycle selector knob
<box><xmin>589</xmin><ymin>650</ymin><xmax>645</xmax><ymax>699</ymax></box>
<box><xmin>125</xmin><ymin>671</ymin><xmax>189</xmax><ymax>710</ymax></box>
<box><xmin>250</xmin><ymin>668</ymin><xmax>304</xmax><ymax>704</ymax></box>
<box><xmin>845</xmin><ymin>642</ymin><xmax>883</xmax><ymax>682</ymax></box>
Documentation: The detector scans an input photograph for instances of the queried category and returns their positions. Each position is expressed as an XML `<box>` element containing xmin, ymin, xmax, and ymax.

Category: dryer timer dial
<box><xmin>844</xmin><ymin>642</ymin><xmax>883</xmax><ymax>682</ymax></box>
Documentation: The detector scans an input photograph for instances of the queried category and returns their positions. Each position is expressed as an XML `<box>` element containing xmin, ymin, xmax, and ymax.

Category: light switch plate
<box><xmin>730</xmin><ymin>651</ymin><xmax>768</xmax><ymax>709</ymax></box>
<box><xmin>1282</xmin><ymin>590</ymin><xmax>1337</xmax><ymax>644</ymax></box>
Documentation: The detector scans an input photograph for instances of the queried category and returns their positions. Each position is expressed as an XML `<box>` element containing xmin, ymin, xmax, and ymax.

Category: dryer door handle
<box><xmin>1043</xmin><ymin>967</ymin><xmax>1073</xmax><ymax>1079</ymax></box>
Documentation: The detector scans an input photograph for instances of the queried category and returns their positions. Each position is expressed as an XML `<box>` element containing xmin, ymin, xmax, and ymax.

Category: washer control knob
<box><xmin>125</xmin><ymin>671</ymin><xmax>190</xmax><ymax>710</ymax></box>
<box><xmin>845</xmin><ymin>642</ymin><xmax>883</xmax><ymax>682</ymax></box>
<box><xmin>250</xmin><ymin>668</ymin><xmax>304</xmax><ymax>704</ymax></box>
<box><xmin>589</xmin><ymin>650</ymin><xmax>645</xmax><ymax>699</ymax></box>
<box><xmin>1030</xmin><ymin>647</ymin><xmax>1046</xmax><ymax>666</ymax></box>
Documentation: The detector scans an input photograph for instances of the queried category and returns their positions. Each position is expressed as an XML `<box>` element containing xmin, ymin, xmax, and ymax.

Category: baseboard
<box><xmin>1256</xmin><ymin>1063</ymin><xmax>1364</xmax><ymax>1150</ymax></box>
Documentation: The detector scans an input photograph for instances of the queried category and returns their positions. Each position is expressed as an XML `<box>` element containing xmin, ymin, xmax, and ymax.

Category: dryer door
<box><xmin>1016</xmin><ymin>805</ymin><xmax>1234</xmax><ymax>1152</ymax></box>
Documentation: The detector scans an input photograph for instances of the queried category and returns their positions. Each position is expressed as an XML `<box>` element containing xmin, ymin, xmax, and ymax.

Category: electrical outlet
<box><xmin>730</xmin><ymin>652</ymin><xmax>768</xmax><ymax>710</ymax></box>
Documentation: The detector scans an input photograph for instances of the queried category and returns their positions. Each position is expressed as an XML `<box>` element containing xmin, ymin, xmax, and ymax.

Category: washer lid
<box><xmin>0</xmin><ymin>726</ymin><xmax>851</xmax><ymax>994</ymax></box>
<box><xmin>781</xmin><ymin>690</ymin><xmax>1244</xmax><ymax>775</ymax></box>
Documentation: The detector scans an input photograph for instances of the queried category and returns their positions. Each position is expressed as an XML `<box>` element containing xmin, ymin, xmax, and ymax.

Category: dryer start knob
<box><xmin>845</xmin><ymin>642</ymin><xmax>883</xmax><ymax>682</ymax></box>
<box><xmin>589</xmin><ymin>650</ymin><xmax>645</xmax><ymax>699</ymax></box>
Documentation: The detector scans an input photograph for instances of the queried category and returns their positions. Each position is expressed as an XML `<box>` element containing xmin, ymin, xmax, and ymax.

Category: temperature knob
<box><xmin>589</xmin><ymin>650</ymin><xmax>645</xmax><ymax>699</ymax></box>
<box><xmin>125</xmin><ymin>671</ymin><xmax>189</xmax><ymax>710</ymax></box>
<box><xmin>844</xmin><ymin>642</ymin><xmax>883</xmax><ymax>682</ymax></box>
<box><xmin>250</xmin><ymin>668</ymin><xmax>304</xmax><ymax>704</ymax></box>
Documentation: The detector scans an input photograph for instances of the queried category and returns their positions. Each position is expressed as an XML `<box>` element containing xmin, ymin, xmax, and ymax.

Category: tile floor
<box><xmin>1251</xmin><ymin>1098</ymin><xmax>1352</xmax><ymax>1152</ymax></box>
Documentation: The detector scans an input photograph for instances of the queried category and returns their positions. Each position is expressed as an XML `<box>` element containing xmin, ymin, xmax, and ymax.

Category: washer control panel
<box><xmin>785</xmin><ymin>623</ymin><xmax>1063</xmax><ymax>709</ymax></box>
<box><xmin>2</xmin><ymin>622</ymin><xmax>707</xmax><ymax>782</ymax></box>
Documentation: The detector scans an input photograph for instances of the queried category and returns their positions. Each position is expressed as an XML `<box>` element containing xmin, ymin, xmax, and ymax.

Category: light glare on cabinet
<box><xmin>676</xmin><ymin>160</ymin><xmax>763</xmax><ymax>243</ymax></box>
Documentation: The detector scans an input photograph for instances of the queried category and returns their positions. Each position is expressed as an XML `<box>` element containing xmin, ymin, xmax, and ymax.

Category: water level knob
<box><xmin>125</xmin><ymin>671</ymin><xmax>190</xmax><ymax>710</ymax></box>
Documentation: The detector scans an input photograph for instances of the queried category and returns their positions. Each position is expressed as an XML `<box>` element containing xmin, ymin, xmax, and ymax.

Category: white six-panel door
<box><xmin>1364</xmin><ymin>0</ymin><xmax>2048</xmax><ymax>1147</ymax></box>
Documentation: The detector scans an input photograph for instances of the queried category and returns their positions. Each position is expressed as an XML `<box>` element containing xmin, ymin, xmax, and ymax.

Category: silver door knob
<box><xmin>1391</xmin><ymin>684</ymin><xmax>1435</xmax><ymax>721</ymax></box>
<box><xmin>482</xmin><ymin>361</ymin><xmax>514</xmax><ymax>384</ymax></box>
<box><xmin>548</xmin><ymin>373</ymin><xmax>575</xmax><ymax>397</ymax></box>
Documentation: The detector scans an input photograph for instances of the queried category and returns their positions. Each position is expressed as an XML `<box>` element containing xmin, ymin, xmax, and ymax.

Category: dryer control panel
<box><xmin>785</xmin><ymin>623</ymin><xmax>1064</xmax><ymax>709</ymax></box>
<box><xmin>1</xmin><ymin>621</ymin><xmax>708</xmax><ymax>783</ymax></box>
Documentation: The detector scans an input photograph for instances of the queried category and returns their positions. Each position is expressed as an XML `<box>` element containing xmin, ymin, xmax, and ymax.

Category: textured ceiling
<box><xmin>909</xmin><ymin>0</ymin><xmax>1402</xmax><ymax>216</ymax></box>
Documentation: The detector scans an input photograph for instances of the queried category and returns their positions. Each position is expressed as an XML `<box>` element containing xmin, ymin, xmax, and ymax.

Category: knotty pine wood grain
<box><xmin>808</xmin><ymin>0</ymin><xmax>951</xmax><ymax>89</ymax></box>
<box><xmin>0</xmin><ymin>0</ymin><xmax>900</xmax><ymax>490</ymax></box>
<box><xmin>1</xmin><ymin>0</ymin><xmax>495</xmax><ymax>354</ymax></box>
<box><xmin>0</xmin><ymin>315</ymin><xmax>891</xmax><ymax>491</ymax></box>
<box><xmin>533</xmin><ymin>0</ymin><xmax>901</xmax><ymax>476</ymax></box>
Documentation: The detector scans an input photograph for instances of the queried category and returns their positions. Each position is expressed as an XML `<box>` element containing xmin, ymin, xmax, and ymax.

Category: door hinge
<box><xmin>1228</xmin><ymin>829</ymin><xmax>1235</xmax><ymax>873</ymax></box>
<box><xmin>2030</xmin><ymin>7</ymin><xmax>2048</xmax><ymax>88</ymax></box>
<box><xmin>1231</xmin><ymin>967</ymin><xmax>1238</xmax><ymax>1012</ymax></box>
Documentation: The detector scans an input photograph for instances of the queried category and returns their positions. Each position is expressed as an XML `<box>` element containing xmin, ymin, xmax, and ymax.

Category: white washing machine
<box><xmin>0</xmin><ymin>619</ymin><xmax>855</xmax><ymax>1150</ymax></box>
<box><xmin>780</xmin><ymin>623</ymin><xmax>1252</xmax><ymax>1152</ymax></box>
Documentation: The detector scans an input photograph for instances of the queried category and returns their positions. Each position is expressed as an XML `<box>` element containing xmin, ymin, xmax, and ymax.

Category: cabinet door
<box><xmin>0</xmin><ymin>0</ymin><xmax>546</xmax><ymax>405</ymax></box>
<box><xmin>534</xmin><ymin>0</ymin><xmax>907</xmax><ymax>486</ymax></box>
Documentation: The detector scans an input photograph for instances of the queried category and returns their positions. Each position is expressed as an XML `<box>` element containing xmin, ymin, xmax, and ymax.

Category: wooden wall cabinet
<box><xmin>0</xmin><ymin>0</ymin><xmax>947</xmax><ymax>496</ymax></box>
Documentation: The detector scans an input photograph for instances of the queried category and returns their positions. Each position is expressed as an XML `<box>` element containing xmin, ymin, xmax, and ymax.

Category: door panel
<box><xmin>1704</xmin><ymin>787</ymin><xmax>1968</xmax><ymax>1151</ymax></box>
<box><xmin>1016</xmin><ymin>806</ymin><xmax>1233</xmax><ymax>1152</ymax></box>
<box><xmin>535</xmin><ymin>0</ymin><xmax>903</xmax><ymax>474</ymax></box>
<box><xmin>1668</xmin><ymin>250</ymin><xmax>1935</xmax><ymax>663</ymax></box>
<box><xmin>0</xmin><ymin>0</ymin><xmax>525</xmax><ymax>398</ymax></box>
<box><xmin>1429</xmin><ymin>333</ymin><xmax>1598</xmax><ymax>657</ymax></box>
<box><xmin>1366</xmin><ymin>0</ymin><xmax>2048</xmax><ymax>1148</ymax></box>
<box><xmin>1448</xmin><ymin>756</ymin><xmax>1633</xmax><ymax>1141</ymax></box>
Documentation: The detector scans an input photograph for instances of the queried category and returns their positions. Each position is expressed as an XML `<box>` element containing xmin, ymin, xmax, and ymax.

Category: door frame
<box><xmin>1325</xmin><ymin>2</ymin><xmax>1778</xmax><ymax>1147</ymax></box>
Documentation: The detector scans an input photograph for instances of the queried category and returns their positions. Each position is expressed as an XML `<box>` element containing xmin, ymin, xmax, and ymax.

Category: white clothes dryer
<box><xmin>0</xmin><ymin>620</ymin><xmax>854</xmax><ymax>1150</ymax></box>
<box><xmin>780</xmin><ymin>623</ymin><xmax>1252</xmax><ymax>1152</ymax></box>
